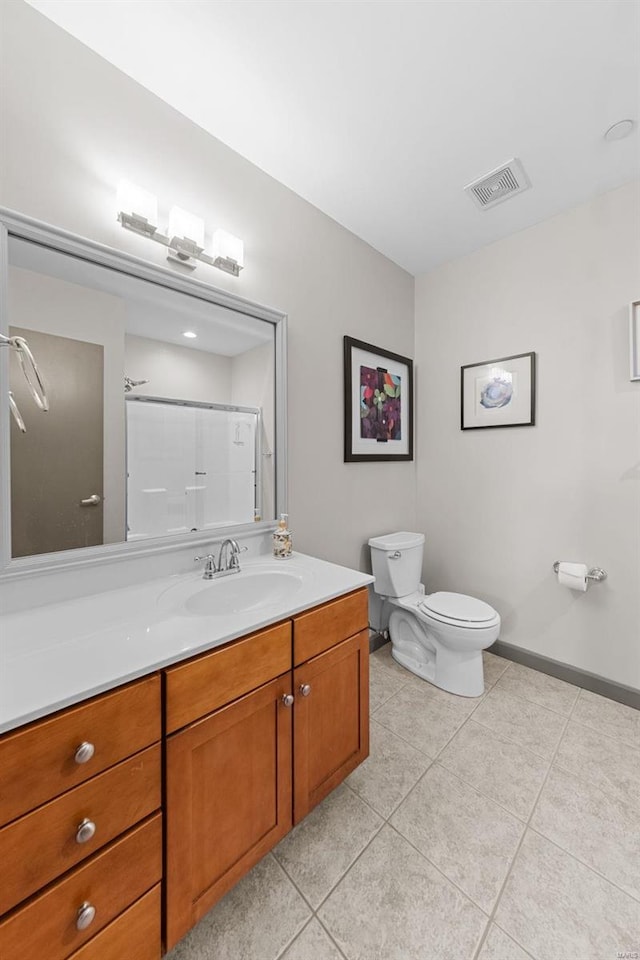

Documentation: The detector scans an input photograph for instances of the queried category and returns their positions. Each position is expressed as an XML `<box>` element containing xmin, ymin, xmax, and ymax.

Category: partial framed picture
<box><xmin>461</xmin><ymin>351</ymin><xmax>536</xmax><ymax>430</ymax></box>
<box><xmin>630</xmin><ymin>301</ymin><xmax>640</xmax><ymax>381</ymax></box>
<box><xmin>344</xmin><ymin>336</ymin><xmax>413</xmax><ymax>462</ymax></box>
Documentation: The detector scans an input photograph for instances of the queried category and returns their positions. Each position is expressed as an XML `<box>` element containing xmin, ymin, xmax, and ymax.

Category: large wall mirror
<box><xmin>0</xmin><ymin>210</ymin><xmax>287</xmax><ymax>576</ymax></box>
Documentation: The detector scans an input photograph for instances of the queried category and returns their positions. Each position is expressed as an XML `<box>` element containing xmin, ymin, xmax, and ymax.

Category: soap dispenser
<box><xmin>272</xmin><ymin>513</ymin><xmax>292</xmax><ymax>559</ymax></box>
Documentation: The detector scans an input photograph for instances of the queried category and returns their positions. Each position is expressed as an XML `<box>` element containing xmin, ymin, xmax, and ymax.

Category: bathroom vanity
<box><xmin>0</xmin><ymin>559</ymin><xmax>371</xmax><ymax>959</ymax></box>
<box><xmin>0</xmin><ymin>210</ymin><xmax>372</xmax><ymax>957</ymax></box>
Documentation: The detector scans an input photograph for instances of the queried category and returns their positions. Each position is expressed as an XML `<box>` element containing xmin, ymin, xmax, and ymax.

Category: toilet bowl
<box><xmin>369</xmin><ymin>532</ymin><xmax>500</xmax><ymax>697</ymax></box>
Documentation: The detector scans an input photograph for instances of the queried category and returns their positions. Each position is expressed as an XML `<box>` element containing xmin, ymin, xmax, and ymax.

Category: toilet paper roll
<box><xmin>556</xmin><ymin>561</ymin><xmax>589</xmax><ymax>592</ymax></box>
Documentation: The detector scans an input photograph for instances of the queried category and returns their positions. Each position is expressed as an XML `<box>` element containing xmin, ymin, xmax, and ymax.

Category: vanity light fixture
<box><xmin>116</xmin><ymin>180</ymin><xmax>159</xmax><ymax>237</ymax></box>
<box><xmin>211</xmin><ymin>229</ymin><xmax>244</xmax><ymax>277</ymax></box>
<box><xmin>167</xmin><ymin>206</ymin><xmax>205</xmax><ymax>269</ymax></box>
<box><xmin>116</xmin><ymin>181</ymin><xmax>244</xmax><ymax>275</ymax></box>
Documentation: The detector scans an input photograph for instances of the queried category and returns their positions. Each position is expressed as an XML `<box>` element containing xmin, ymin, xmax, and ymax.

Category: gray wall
<box><xmin>0</xmin><ymin>2</ymin><xmax>416</xmax><ymax>592</ymax></box>
<box><xmin>415</xmin><ymin>181</ymin><xmax>640</xmax><ymax>688</ymax></box>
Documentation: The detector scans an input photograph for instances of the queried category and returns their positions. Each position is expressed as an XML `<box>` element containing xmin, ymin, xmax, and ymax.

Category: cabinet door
<box><xmin>293</xmin><ymin>630</ymin><xmax>369</xmax><ymax>823</ymax></box>
<box><xmin>165</xmin><ymin>674</ymin><xmax>293</xmax><ymax>950</ymax></box>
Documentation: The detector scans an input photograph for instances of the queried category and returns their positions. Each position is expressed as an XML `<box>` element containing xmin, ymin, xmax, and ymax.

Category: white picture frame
<box><xmin>630</xmin><ymin>301</ymin><xmax>640</xmax><ymax>381</ymax></box>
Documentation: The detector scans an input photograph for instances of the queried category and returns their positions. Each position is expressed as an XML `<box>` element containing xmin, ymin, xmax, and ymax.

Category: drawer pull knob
<box><xmin>76</xmin><ymin>901</ymin><xmax>96</xmax><ymax>931</ymax></box>
<box><xmin>76</xmin><ymin>818</ymin><xmax>96</xmax><ymax>844</ymax></box>
<box><xmin>299</xmin><ymin>683</ymin><xmax>312</xmax><ymax>697</ymax></box>
<box><xmin>281</xmin><ymin>693</ymin><xmax>294</xmax><ymax>707</ymax></box>
<box><xmin>74</xmin><ymin>741</ymin><xmax>95</xmax><ymax>765</ymax></box>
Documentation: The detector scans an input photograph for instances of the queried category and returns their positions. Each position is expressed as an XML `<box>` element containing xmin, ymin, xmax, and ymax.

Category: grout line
<box><xmin>563</xmin><ymin>713</ymin><xmax>640</xmax><ymax>752</ymax></box>
<box><xmin>273</xmin><ymin>916</ymin><xmax>317</xmax><ymax>960</ymax></box>
<box><xmin>470</xmin><ymin>700</ymin><xmax>573</xmax><ymax>960</ymax></box>
<box><xmin>310</xmin><ymin>818</ymin><xmax>387</xmax><ymax>915</ymax></box>
<box><xmin>526</xmin><ymin>824</ymin><xmax>640</xmax><ymax>906</ymax></box>
<box><xmin>492</xmin><ymin>678</ymin><xmax>580</xmax><ymax>719</ymax></box>
<box><xmin>314</xmin><ymin>914</ymin><xmax>349</xmax><ymax>959</ymax></box>
<box><xmin>469</xmin><ymin>713</ymin><xmax>562</xmax><ymax>762</ymax></box>
<box><xmin>347</xmin><ymin>754</ymin><xmax>436</xmax><ymax>825</ymax></box>
<box><xmin>384</xmin><ymin>819</ymin><xmax>492</xmax><ymax>921</ymax></box>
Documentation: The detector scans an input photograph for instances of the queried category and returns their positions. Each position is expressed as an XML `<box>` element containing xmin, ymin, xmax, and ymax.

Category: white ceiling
<box><xmin>26</xmin><ymin>0</ymin><xmax>640</xmax><ymax>275</ymax></box>
<box><xmin>9</xmin><ymin>237</ymin><xmax>272</xmax><ymax>356</ymax></box>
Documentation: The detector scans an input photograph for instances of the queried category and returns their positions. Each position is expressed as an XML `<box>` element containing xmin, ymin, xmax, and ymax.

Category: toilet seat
<box><xmin>419</xmin><ymin>591</ymin><xmax>498</xmax><ymax>627</ymax></box>
<box><xmin>392</xmin><ymin>591</ymin><xmax>500</xmax><ymax>630</ymax></box>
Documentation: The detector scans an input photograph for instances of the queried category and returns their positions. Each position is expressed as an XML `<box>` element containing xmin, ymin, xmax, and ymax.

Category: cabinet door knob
<box><xmin>76</xmin><ymin>818</ymin><xmax>96</xmax><ymax>844</ymax></box>
<box><xmin>299</xmin><ymin>683</ymin><xmax>312</xmax><ymax>697</ymax></box>
<box><xmin>76</xmin><ymin>901</ymin><xmax>96</xmax><ymax>931</ymax></box>
<box><xmin>281</xmin><ymin>693</ymin><xmax>294</xmax><ymax>707</ymax></box>
<box><xmin>74</xmin><ymin>741</ymin><xmax>95</xmax><ymax>765</ymax></box>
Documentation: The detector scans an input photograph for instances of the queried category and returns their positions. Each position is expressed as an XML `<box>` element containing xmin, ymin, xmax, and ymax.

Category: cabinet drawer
<box><xmin>0</xmin><ymin>814</ymin><xmax>162</xmax><ymax>960</ymax></box>
<box><xmin>0</xmin><ymin>674</ymin><xmax>160</xmax><ymax>828</ymax></box>
<box><xmin>69</xmin><ymin>885</ymin><xmax>161</xmax><ymax>960</ymax></box>
<box><xmin>293</xmin><ymin>589</ymin><xmax>368</xmax><ymax>666</ymax></box>
<box><xmin>165</xmin><ymin>621</ymin><xmax>292</xmax><ymax>732</ymax></box>
<box><xmin>0</xmin><ymin>744</ymin><xmax>161</xmax><ymax>914</ymax></box>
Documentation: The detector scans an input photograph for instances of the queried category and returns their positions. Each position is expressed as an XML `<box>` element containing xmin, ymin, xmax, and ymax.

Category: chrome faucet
<box><xmin>217</xmin><ymin>538</ymin><xmax>242</xmax><ymax>573</ymax></box>
<box><xmin>194</xmin><ymin>541</ymin><xmax>247</xmax><ymax>580</ymax></box>
<box><xmin>194</xmin><ymin>554</ymin><xmax>217</xmax><ymax>579</ymax></box>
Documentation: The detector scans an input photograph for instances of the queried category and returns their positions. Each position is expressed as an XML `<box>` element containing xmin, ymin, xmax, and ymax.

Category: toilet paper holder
<box><xmin>552</xmin><ymin>561</ymin><xmax>607</xmax><ymax>583</ymax></box>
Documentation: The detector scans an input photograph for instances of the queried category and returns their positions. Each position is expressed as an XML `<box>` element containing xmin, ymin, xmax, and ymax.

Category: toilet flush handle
<box><xmin>388</xmin><ymin>551</ymin><xmax>402</xmax><ymax>559</ymax></box>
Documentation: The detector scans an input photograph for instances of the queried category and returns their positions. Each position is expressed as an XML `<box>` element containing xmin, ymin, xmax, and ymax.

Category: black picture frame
<box><xmin>461</xmin><ymin>351</ymin><xmax>536</xmax><ymax>430</ymax></box>
<box><xmin>344</xmin><ymin>336</ymin><xmax>414</xmax><ymax>462</ymax></box>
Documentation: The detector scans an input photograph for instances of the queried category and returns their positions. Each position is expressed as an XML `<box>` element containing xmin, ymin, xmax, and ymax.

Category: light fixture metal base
<box><xmin>212</xmin><ymin>256</ymin><xmax>242</xmax><ymax>277</ymax></box>
<box><xmin>166</xmin><ymin>250</ymin><xmax>198</xmax><ymax>269</ymax></box>
<box><xmin>117</xmin><ymin>211</ymin><xmax>160</xmax><ymax>238</ymax></box>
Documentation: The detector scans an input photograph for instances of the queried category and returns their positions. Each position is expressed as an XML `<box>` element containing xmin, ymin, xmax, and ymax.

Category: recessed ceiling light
<box><xmin>604</xmin><ymin>119</ymin><xmax>634</xmax><ymax>142</ymax></box>
<box><xmin>182</xmin><ymin>330</ymin><xmax>197</xmax><ymax>339</ymax></box>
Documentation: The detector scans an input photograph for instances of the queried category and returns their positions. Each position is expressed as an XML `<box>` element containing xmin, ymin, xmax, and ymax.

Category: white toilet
<box><xmin>369</xmin><ymin>532</ymin><xmax>500</xmax><ymax>697</ymax></box>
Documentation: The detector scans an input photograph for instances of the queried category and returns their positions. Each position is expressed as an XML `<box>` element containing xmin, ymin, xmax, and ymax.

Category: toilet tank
<box><xmin>368</xmin><ymin>531</ymin><xmax>425</xmax><ymax>598</ymax></box>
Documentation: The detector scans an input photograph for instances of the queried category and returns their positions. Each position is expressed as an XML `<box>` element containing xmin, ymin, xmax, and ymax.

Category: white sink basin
<box><xmin>159</xmin><ymin>568</ymin><xmax>304</xmax><ymax>617</ymax></box>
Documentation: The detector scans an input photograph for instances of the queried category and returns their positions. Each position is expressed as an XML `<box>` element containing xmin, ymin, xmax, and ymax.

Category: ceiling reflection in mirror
<box><xmin>7</xmin><ymin>236</ymin><xmax>276</xmax><ymax>559</ymax></box>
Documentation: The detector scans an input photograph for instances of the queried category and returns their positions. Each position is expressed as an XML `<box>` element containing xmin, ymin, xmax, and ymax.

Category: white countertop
<box><xmin>0</xmin><ymin>553</ymin><xmax>374</xmax><ymax>734</ymax></box>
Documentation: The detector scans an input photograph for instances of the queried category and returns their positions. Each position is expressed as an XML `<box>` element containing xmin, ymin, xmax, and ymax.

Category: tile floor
<box><xmin>167</xmin><ymin>647</ymin><xmax>640</xmax><ymax>960</ymax></box>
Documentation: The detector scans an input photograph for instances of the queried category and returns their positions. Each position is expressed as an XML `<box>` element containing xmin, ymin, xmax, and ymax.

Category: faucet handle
<box><xmin>195</xmin><ymin>554</ymin><xmax>218</xmax><ymax>579</ymax></box>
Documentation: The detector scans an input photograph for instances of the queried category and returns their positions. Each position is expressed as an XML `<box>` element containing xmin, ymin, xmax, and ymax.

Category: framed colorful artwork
<box><xmin>630</xmin><ymin>301</ymin><xmax>640</xmax><ymax>381</ymax></box>
<box><xmin>344</xmin><ymin>336</ymin><xmax>413</xmax><ymax>462</ymax></box>
<box><xmin>461</xmin><ymin>351</ymin><xmax>536</xmax><ymax>430</ymax></box>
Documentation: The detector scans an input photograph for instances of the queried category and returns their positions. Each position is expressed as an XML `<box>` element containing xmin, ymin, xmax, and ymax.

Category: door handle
<box><xmin>80</xmin><ymin>494</ymin><xmax>101</xmax><ymax>507</ymax></box>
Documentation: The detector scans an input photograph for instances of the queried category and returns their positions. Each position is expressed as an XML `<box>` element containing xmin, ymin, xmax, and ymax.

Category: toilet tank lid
<box><xmin>368</xmin><ymin>531</ymin><xmax>425</xmax><ymax>550</ymax></box>
<box><xmin>419</xmin><ymin>591</ymin><xmax>496</xmax><ymax>622</ymax></box>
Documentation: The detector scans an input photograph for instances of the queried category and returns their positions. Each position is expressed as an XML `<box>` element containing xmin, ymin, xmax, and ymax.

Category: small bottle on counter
<box><xmin>272</xmin><ymin>513</ymin><xmax>292</xmax><ymax>559</ymax></box>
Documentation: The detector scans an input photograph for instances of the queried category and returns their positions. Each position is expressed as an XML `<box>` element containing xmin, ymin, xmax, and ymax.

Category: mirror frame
<box><xmin>0</xmin><ymin>208</ymin><xmax>287</xmax><ymax>580</ymax></box>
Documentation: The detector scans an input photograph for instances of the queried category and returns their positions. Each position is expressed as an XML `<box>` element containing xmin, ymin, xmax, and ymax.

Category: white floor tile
<box><xmin>495</xmin><ymin>830</ymin><xmax>640</xmax><ymax>960</ymax></box>
<box><xmin>319</xmin><ymin>825</ymin><xmax>487</xmax><ymax>960</ymax></box>
<box><xmin>391</xmin><ymin>764</ymin><xmax>524</xmax><ymax>912</ymax></box>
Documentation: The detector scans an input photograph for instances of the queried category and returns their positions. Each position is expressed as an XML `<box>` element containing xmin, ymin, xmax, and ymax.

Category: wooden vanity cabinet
<box><xmin>164</xmin><ymin>588</ymin><xmax>369</xmax><ymax>951</ymax></box>
<box><xmin>165</xmin><ymin>671</ymin><xmax>294</xmax><ymax>949</ymax></box>
<box><xmin>164</xmin><ymin>620</ymin><xmax>294</xmax><ymax>949</ymax></box>
<box><xmin>292</xmin><ymin>590</ymin><xmax>369</xmax><ymax>822</ymax></box>
<box><xmin>0</xmin><ymin>675</ymin><xmax>163</xmax><ymax>960</ymax></box>
<box><xmin>293</xmin><ymin>629</ymin><xmax>369</xmax><ymax>822</ymax></box>
<box><xmin>0</xmin><ymin>586</ymin><xmax>369</xmax><ymax>959</ymax></box>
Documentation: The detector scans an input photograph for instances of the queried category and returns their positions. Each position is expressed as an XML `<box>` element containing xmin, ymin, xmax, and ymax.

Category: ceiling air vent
<box><xmin>464</xmin><ymin>158</ymin><xmax>531</xmax><ymax>210</ymax></box>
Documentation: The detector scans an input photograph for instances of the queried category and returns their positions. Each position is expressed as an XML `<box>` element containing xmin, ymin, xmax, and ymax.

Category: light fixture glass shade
<box><xmin>212</xmin><ymin>229</ymin><xmax>244</xmax><ymax>268</ymax></box>
<box><xmin>116</xmin><ymin>179</ymin><xmax>158</xmax><ymax>225</ymax></box>
<box><xmin>168</xmin><ymin>206</ymin><xmax>205</xmax><ymax>247</ymax></box>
